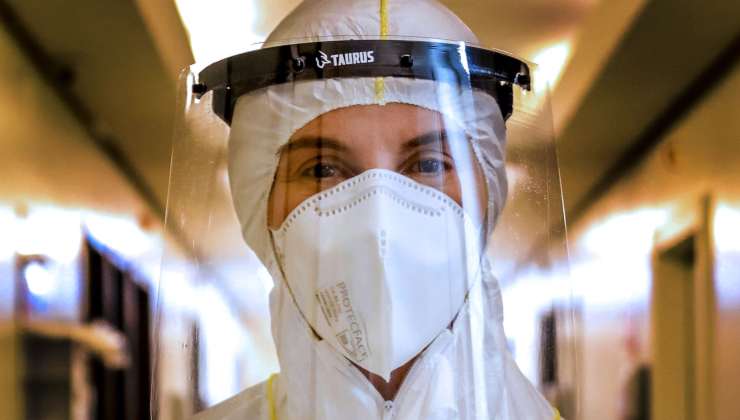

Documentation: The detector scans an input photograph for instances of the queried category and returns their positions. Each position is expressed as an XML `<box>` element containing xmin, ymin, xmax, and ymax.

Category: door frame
<box><xmin>650</xmin><ymin>195</ymin><xmax>715</xmax><ymax>420</ymax></box>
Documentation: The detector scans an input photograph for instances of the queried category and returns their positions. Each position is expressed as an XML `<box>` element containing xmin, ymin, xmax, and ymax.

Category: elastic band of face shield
<box><xmin>193</xmin><ymin>39</ymin><xmax>532</xmax><ymax>124</ymax></box>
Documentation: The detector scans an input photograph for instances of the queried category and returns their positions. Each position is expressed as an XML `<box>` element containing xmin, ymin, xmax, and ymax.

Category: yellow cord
<box><xmin>374</xmin><ymin>78</ymin><xmax>386</xmax><ymax>104</ymax></box>
<box><xmin>379</xmin><ymin>0</ymin><xmax>389</xmax><ymax>38</ymax></box>
<box><xmin>553</xmin><ymin>408</ymin><xmax>561</xmax><ymax>420</ymax></box>
<box><xmin>374</xmin><ymin>0</ymin><xmax>389</xmax><ymax>104</ymax></box>
<box><xmin>267</xmin><ymin>374</ymin><xmax>277</xmax><ymax>420</ymax></box>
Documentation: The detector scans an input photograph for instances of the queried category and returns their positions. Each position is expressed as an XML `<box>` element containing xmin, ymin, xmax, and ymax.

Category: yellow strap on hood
<box><xmin>374</xmin><ymin>0</ymin><xmax>389</xmax><ymax>103</ymax></box>
<box><xmin>268</xmin><ymin>373</ymin><xmax>277</xmax><ymax>420</ymax></box>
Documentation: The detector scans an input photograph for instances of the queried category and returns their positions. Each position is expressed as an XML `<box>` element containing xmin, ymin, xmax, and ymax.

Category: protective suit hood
<box><xmin>265</xmin><ymin>0</ymin><xmax>480</xmax><ymax>45</ymax></box>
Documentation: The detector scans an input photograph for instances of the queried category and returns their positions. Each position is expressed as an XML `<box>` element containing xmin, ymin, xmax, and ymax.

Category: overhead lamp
<box><xmin>22</xmin><ymin>259</ymin><xmax>58</xmax><ymax>299</ymax></box>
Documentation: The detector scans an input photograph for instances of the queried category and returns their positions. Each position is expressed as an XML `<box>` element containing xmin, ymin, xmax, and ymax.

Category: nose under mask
<box><xmin>270</xmin><ymin>169</ymin><xmax>485</xmax><ymax>381</ymax></box>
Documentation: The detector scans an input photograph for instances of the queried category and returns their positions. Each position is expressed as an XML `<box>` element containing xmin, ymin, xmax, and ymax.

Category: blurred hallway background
<box><xmin>0</xmin><ymin>1</ymin><xmax>739</xmax><ymax>419</ymax></box>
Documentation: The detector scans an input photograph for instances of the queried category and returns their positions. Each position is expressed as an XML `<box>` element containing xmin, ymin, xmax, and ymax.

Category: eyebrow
<box><xmin>400</xmin><ymin>130</ymin><xmax>449</xmax><ymax>153</ymax></box>
<box><xmin>277</xmin><ymin>129</ymin><xmax>452</xmax><ymax>157</ymax></box>
<box><xmin>276</xmin><ymin>136</ymin><xmax>349</xmax><ymax>156</ymax></box>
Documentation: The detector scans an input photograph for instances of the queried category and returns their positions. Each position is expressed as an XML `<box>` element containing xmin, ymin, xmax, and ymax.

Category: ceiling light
<box><xmin>23</xmin><ymin>260</ymin><xmax>57</xmax><ymax>298</ymax></box>
<box><xmin>532</xmin><ymin>41</ymin><xmax>572</xmax><ymax>91</ymax></box>
<box><xmin>174</xmin><ymin>0</ymin><xmax>265</xmax><ymax>69</ymax></box>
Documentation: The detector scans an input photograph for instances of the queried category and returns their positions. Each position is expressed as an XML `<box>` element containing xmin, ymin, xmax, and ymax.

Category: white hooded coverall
<box><xmin>194</xmin><ymin>0</ymin><xmax>561</xmax><ymax>419</ymax></box>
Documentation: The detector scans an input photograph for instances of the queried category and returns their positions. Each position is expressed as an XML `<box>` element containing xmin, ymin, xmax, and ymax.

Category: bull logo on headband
<box><xmin>316</xmin><ymin>51</ymin><xmax>331</xmax><ymax>69</ymax></box>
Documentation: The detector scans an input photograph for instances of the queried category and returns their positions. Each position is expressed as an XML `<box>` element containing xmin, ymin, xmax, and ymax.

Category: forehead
<box><xmin>290</xmin><ymin>103</ymin><xmax>445</xmax><ymax>143</ymax></box>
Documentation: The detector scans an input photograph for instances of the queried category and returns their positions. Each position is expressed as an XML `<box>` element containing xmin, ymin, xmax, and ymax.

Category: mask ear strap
<box><xmin>268</xmin><ymin>229</ymin><xmax>324</xmax><ymax>341</ymax></box>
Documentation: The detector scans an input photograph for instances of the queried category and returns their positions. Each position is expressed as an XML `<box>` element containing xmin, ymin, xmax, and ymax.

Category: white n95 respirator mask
<box><xmin>270</xmin><ymin>169</ymin><xmax>485</xmax><ymax>381</ymax></box>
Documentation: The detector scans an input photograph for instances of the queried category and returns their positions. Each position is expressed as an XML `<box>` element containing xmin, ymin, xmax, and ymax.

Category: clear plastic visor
<box><xmin>153</xmin><ymin>37</ymin><xmax>571</xmax><ymax>419</ymax></box>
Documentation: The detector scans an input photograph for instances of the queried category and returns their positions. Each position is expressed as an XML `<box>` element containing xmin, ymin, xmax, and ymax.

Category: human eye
<box><xmin>300</xmin><ymin>162</ymin><xmax>339</xmax><ymax>179</ymax></box>
<box><xmin>416</xmin><ymin>158</ymin><xmax>444</xmax><ymax>174</ymax></box>
<box><xmin>404</xmin><ymin>153</ymin><xmax>453</xmax><ymax>176</ymax></box>
<box><xmin>293</xmin><ymin>155</ymin><xmax>354</xmax><ymax>182</ymax></box>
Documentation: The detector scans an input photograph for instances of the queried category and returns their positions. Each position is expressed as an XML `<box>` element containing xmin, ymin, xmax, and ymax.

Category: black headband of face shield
<box><xmin>193</xmin><ymin>39</ymin><xmax>532</xmax><ymax>125</ymax></box>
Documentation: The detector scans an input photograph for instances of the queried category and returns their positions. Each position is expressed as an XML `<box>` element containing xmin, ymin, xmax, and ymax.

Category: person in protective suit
<box><xmin>192</xmin><ymin>0</ymin><xmax>562</xmax><ymax>418</ymax></box>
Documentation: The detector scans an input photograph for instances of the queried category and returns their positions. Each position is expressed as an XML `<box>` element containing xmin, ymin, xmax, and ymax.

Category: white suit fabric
<box><xmin>195</xmin><ymin>0</ymin><xmax>559</xmax><ymax>419</ymax></box>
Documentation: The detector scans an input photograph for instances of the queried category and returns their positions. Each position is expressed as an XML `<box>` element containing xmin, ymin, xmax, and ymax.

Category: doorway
<box><xmin>651</xmin><ymin>199</ymin><xmax>715</xmax><ymax>420</ymax></box>
<box><xmin>85</xmin><ymin>238</ymin><xmax>151</xmax><ymax>420</ymax></box>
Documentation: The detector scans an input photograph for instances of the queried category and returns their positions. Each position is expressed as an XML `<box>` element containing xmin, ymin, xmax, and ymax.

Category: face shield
<box><xmin>154</xmin><ymin>35</ymin><xmax>571</xmax><ymax>420</ymax></box>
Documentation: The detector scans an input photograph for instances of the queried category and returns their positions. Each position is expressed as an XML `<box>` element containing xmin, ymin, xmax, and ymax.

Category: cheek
<box><xmin>442</xmin><ymin>175</ymin><xmax>463</xmax><ymax>205</ymax></box>
<box><xmin>268</xmin><ymin>183</ymin><xmax>312</xmax><ymax>230</ymax></box>
<box><xmin>268</xmin><ymin>164</ymin><xmax>298</xmax><ymax>229</ymax></box>
<box><xmin>267</xmin><ymin>156</ymin><xmax>304</xmax><ymax>229</ymax></box>
<box><xmin>267</xmin><ymin>182</ymin><xmax>283</xmax><ymax>230</ymax></box>
<box><xmin>447</xmin><ymin>161</ymin><xmax>487</xmax><ymax>224</ymax></box>
<box><xmin>268</xmin><ymin>175</ymin><xmax>324</xmax><ymax>229</ymax></box>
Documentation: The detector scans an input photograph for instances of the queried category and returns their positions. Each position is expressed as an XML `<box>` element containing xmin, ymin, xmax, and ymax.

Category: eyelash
<box><xmin>301</xmin><ymin>162</ymin><xmax>338</xmax><ymax>178</ymax></box>
<box><xmin>297</xmin><ymin>158</ymin><xmax>348</xmax><ymax>180</ymax></box>
<box><xmin>294</xmin><ymin>153</ymin><xmax>455</xmax><ymax>180</ymax></box>
<box><xmin>402</xmin><ymin>153</ymin><xmax>454</xmax><ymax>176</ymax></box>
